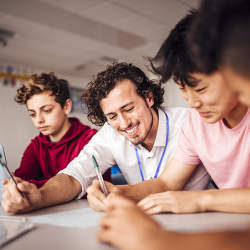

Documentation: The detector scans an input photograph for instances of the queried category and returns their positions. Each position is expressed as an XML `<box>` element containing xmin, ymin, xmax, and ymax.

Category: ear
<box><xmin>145</xmin><ymin>91</ymin><xmax>154</xmax><ymax>108</ymax></box>
<box><xmin>63</xmin><ymin>99</ymin><xmax>72</xmax><ymax>115</ymax></box>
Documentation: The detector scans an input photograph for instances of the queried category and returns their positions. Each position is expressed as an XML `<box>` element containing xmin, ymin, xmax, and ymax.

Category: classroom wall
<box><xmin>0</xmin><ymin>66</ymin><xmax>188</xmax><ymax>172</ymax></box>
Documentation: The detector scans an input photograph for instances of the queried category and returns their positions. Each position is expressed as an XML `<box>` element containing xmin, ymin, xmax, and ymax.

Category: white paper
<box><xmin>29</xmin><ymin>208</ymin><xmax>104</xmax><ymax>229</ymax></box>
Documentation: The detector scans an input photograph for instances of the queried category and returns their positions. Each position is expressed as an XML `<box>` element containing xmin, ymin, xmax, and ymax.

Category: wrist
<box><xmin>199</xmin><ymin>189</ymin><xmax>215</xmax><ymax>212</ymax></box>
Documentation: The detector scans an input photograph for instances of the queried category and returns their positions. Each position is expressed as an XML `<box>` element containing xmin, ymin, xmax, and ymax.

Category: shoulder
<box><xmin>160</xmin><ymin>106</ymin><xmax>190</xmax><ymax>127</ymax></box>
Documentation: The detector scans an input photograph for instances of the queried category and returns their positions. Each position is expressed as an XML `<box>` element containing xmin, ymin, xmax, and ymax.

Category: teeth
<box><xmin>125</xmin><ymin>124</ymin><xmax>138</xmax><ymax>134</ymax></box>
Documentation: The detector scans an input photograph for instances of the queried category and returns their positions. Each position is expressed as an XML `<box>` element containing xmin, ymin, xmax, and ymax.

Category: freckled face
<box><xmin>100</xmin><ymin>79</ymin><xmax>154</xmax><ymax>145</ymax></box>
<box><xmin>27</xmin><ymin>91</ymin><xmax>70</xmax><ymax>140</ymax></box>
<box><xmin>178</xmin><ymin>72</ymin><xmax>240</xmax><ymax>123</ymax></box>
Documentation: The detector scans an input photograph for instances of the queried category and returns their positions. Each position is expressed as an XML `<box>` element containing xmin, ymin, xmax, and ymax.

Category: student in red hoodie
<box><xmin>14</xmin><ymin>72</ymin><xmax>110</xmax><ymax>188</ymax></box>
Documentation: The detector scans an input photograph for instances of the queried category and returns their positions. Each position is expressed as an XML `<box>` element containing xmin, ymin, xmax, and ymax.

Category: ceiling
<box><xmin>0</xmin><ymin>0</ymin><xmax>200</xmax><ymax>80</ymax></box>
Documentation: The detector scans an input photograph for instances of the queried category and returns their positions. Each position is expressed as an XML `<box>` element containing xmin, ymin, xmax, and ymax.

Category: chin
<box><xmin>201</xmin><ymin>116</ymin><xmax>220</xmax><ymax>124</ymax></box>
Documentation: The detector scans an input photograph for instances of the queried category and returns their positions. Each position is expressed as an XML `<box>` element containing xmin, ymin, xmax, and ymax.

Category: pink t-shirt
<box><xmin>173</xmin><ymin>108</ymin><xmax>250</xmax><ymax>189</ymax></box>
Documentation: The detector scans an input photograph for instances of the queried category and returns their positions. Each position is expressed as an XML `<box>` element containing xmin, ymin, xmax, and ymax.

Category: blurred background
<box><xmin>0</xmin><ymin>0</ymin><xmax>198</xmax><ymax>171</ymax></box>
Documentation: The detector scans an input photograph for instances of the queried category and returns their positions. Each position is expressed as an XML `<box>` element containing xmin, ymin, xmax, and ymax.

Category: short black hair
<box><xmin>148</xmin><ymin>10</ymin><xmax>202</xmax><ymax>87</ymax></box>
<box><xmin>81</xmin><ymin>62</ymin><xmax>164</xmax><ymax>126</ymax></box>
<box><xmin>189</xmin><ymin>0</ymin><xmax>250</xmax><ymax>78</ymax></box>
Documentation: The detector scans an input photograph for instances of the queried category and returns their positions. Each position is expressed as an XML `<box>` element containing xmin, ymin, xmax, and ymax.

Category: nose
<box><xmin>186</xmin><ymin>91</ymin><xmax>202</xmax><ymax>109</ymax></box>
<box><xmin>36</xmin><ymin>112</ymin><xmax>44</xmax><ymax>124</ymax></box>
<box><xmin>119</xmin><ymin>114</ymin><xmax>132</xmax><ymax>130</ymax></box>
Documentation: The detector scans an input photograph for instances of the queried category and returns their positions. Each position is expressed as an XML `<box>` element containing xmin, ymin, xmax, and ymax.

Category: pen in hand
<box><xmin>92</xmin><ymin>155</ymin><xmax>109</xmax><ymax>197</ymax></box>
<box><xmin>0</xmin><ymin>154</ymin><xmax>29</xmax><ymax>206</ymax></box>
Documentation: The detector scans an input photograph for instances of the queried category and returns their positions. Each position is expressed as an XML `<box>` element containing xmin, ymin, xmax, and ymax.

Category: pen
<box><xmin>0</xmin><ymin>154</ymin><xmax>30</xmax><ymax>206</ymax></box>
<box><xmin>92</xmin><ymin>155</ymin><xmax>108</xmax><ymax>197</ymax></box>
<box><xmin>0</xmin><ymin>215</ymin><xmax>29</xmax><ymax>222</ymax></box>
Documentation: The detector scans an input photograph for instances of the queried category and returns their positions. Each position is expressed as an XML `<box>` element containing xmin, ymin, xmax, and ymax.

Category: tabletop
<box><xmin>1</xmin><ymin>199</ymin><xmax>250</xmax><ymax>250</ymax></box>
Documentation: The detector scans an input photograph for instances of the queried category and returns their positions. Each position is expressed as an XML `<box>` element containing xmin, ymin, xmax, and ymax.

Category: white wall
<box><xmin>0</xmin><ymin>70</ymin><xmax>188</xmax><ymax>172</ymax></box>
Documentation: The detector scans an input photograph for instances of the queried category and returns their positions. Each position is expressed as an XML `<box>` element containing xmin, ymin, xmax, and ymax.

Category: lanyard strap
<box><xmin>134</xmin><ymin>112</ymin><xmax>169</xmax><ymax>181</ymax></box>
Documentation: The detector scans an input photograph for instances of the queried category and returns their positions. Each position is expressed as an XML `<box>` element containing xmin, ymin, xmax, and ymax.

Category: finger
<box><xmin>87</xmin><ymin>193</ymin><xmax>107</xmax><ymax>212</ymax></box>
<box><xmin>1</xmin><ymin>190</ymin><xmax>27</xmax><ymax>213</ymax></box>
<box><xmin>144</xmin><ymin>205</ymin><xmax>167</xmax><ymax>215</ymax></box>
<box><xmin>87</xmin><ymin>180</ymin><xmax>107</xmax><ymax>201</ymax></box>
<box><xmin>105</xmin><ymin>194</ymin><xmax>135</xmax><ymax>210</ymax></box>
<box><xmin>97</xmin><ymin>229</ymin><xmax>114</xmax><ymax>245</ymax></box>
<box><xmin>17</xmin><ymin>181</ymin><xmax>36</xmax><ymax>194</ymax></box>
<box><xmin>7</xmin><ymin>181</ymin><xmax>26</xmax><ymax>205</ymax></box>
<box><xmin>2</xmin><ymin>179</ymin><xmax>10</xmax><ymax>185</ymax></box>
<box><xmin>138</xmin><ymin>197</ymin><xmax>171</xmax><ymax>212</ymax></box>
<box><xmin>104</xmin><ymin>181</ymin><xmax>121</xmax><ymax>194</ymax></box>
<box><xmin>1</xmin><ymin>197</ymin><xmax>27</xmax><ymax>213</ymax></box>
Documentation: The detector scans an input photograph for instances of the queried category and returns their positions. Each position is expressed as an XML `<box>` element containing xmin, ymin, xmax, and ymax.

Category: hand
<box><xmin>1</xmin><ymin>177</ymin><xmax>42</xmax><ymax>214</ymax></box>
<box><xmin>98</xmin><ymin>194</ymin><xmax>165</xmax><ymax>250</ymax></box>
<box><xmin>138</xmin><ymin>191</ymin><xmax>206</xmax><ymax>214</ymax></box>
<box><xmin>87</xmin><ymin>180</ymin><xmax>123</xmax><ymax>212</ymax></box>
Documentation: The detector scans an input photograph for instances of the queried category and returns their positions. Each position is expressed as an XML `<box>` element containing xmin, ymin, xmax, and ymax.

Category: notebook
<box><xmin>0</xmin><ymin>145</ymin><xmax>10</xmax><ymax>205</ymax></box>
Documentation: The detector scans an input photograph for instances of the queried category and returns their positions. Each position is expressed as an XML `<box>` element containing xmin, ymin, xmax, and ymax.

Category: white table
<box><xmin>1</xmin><ymin>200</ymin><xmax>250</xmax><ymax>250</ymax></box>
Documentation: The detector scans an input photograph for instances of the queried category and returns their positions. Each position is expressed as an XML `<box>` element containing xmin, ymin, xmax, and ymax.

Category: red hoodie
<box><xmin>15</xmin><ymin>117</ymin><xmax>111</xmax><ymax>188</ymax></box>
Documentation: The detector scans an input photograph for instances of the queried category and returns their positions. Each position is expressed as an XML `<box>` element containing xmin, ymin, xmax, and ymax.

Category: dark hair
<box><xmin>81</xmin><ymin>62</ymin><xmax>164</xmax><ymax>126</ymax></box>
<box><xmin>189</xmin><ymin>0</ymin><xmax>250</xmax><ymax>78</ymax></box>
<box><xmin>148</xmin><ymin>10</ymin><xmax>201</xmax><ymax>87</ymax></box>
<box><xmin>14</xmin><ymin>72</ymin><xmax>70</xmax><ymax>108</ymax></box>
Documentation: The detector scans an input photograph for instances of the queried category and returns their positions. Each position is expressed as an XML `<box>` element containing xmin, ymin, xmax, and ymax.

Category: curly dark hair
<box><xmin>14</xmin><ymin>72</ymin><xmax>70</xmax><ymax>108</ymax></box>
<box><xmin>147</xmin><ymin>10</ymin><xmax>202</xmax><ymax>87</ymax></box>
<box><xmin>189</xmin><ymin>0</ymin><xmax>250</xmax><ymax>78</ymax></box>
<box><xmin>81</xmin><ymin>62</ymin><xmax>164</xmax><ymax>126</ymax></box>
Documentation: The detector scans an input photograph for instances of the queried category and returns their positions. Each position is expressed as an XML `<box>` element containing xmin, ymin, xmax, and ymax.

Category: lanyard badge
<box><xmin>134</xmin><ymin>111</ymin><xmax>169</xmax><ymax>181</ymax></box>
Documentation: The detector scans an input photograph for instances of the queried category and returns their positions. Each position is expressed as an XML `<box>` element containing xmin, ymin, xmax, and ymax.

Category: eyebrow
<box><xmin>105</xmin><ymin>101</ymin><xmax>134</xmax><ymax>116</ymax></box>
<box><xmin>190</xmin><ymin>78</ymin><xmax>202</xmax><ymax>85</ymax></box>
<box><xmin>28</xmin><ymin>104</ymin><xmax>53</xmax><ymax>112</ymax></box>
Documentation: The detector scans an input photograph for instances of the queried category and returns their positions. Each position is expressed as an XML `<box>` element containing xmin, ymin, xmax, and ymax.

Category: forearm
<box><xmin>152</xmin><ymin>229</ymin><xmax>250</xmax><ymax>250</ymax></box>
<box><xmin>35</xmin><ymin>174</ymin><xmax>82</xmax><ymax>210</ymax></box>
<box><xmin>201</xmin><ymin>188</ymin><xmax>250</xmax><ymax>213</ymax></box>
<box><xmin>118</xmin><ymin>177</ymin><xmax>170</xmax><ymax>202</ymax></box>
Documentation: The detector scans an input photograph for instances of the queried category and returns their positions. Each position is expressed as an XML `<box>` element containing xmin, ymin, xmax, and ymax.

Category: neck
<box><xmin>141</xmin><ymin>109</ymin><xmax>159</xmax><ymax>151</ymax></box>
<box><xmin>223</xmin><ymin>103</ymin><xmax>248</xmax><ymax>128</ymax></box>
<box><xmin>49</xmin><ymin>118</ymin><xmax>72</xmax><ymax>142</ymax></box>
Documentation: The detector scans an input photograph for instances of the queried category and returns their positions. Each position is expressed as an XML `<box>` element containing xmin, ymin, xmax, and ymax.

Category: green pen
<box><xmin>0</xmin><ymin>154</ymin><xmax>29</xmax><ymax>206</ymax></box>
<box><xmin>92</xmin><ymin>155</ymin><xmax>108</xmax><ymax>197</ymax></box>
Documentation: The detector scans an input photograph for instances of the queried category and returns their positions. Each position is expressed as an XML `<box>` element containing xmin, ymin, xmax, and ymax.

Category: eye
<box><xmin>195</xmin><ymin>87</ymin><xmax>206</xmax><ymax>93</ymax></box>
<box><xmin>108</xmin><ymin>115</ymin><xmax>117</xmax><ymax>120</ymax></box>
<box><xmin>125</xmin><ymin>107</ymin><xmax>134</xmax><ymax>112</ymax></box>
<box><xmin>44</xmin><ymin>109</ymin><xmax>51</xmax><ymax>113</ymax></box>
<box><xmin>29</xmin><ymin>113</ymin><xmax>35</xmax><ymax>117</ymax></box>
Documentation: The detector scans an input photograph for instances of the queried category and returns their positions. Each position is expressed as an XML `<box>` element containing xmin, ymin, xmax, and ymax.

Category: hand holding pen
<box><xmin>0</xmin><ymin>154</ymin><xmax>29</xmax><ymax>206</ymax></box>
<box><xmin>86</xmin><ymin>156</ymin><xmax>124</xmax><ymax>212</ymax></box>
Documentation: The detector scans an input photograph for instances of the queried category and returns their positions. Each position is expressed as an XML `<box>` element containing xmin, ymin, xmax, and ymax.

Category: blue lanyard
<box><xmin>134</xmin><ymin>112</ymin><xmax>169</xmax><ymax>181</ymax></box>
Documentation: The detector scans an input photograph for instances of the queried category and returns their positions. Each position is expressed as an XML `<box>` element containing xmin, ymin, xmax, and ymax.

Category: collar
<box><xmin>129</xmin><ymin>108</ymin><xmax>167</xmax><ymax>148</ymax></box>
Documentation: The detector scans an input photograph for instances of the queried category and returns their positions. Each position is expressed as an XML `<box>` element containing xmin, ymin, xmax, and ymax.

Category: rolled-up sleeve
<box><xmin>58</xmin><ymin>124</ymin><xmax>116</xmax><ymax>199</ymax></box>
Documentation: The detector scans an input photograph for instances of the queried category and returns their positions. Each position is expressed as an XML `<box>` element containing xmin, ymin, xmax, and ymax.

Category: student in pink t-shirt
<box><xmin>87</xmin><ymin>9</ymin><xmax>250</xmax><ymax>215</ymax></box>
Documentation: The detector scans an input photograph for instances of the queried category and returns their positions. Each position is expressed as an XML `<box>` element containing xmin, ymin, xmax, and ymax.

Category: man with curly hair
<box><xmin>2</xmin><ymin>64</ymin><xmax>209</xmax><ymax>214</ymax></box>
<box><xmin>81</xmin><ymin>62</ymin><xmax>209</xmax><ymax>211</ymax></box>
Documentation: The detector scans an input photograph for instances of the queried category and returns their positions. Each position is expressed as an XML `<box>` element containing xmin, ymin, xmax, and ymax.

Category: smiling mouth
<box><xmin>123</xmin><ymin>123</ymin><xmax>139</xmax><ymax>136</ymax></box>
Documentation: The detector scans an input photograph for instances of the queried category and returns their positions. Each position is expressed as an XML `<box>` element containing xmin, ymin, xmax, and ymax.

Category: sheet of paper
<box><xmin>29</xmin><ymin>208</ymin><xmax>104</xmax><ymax>229</ymax></box>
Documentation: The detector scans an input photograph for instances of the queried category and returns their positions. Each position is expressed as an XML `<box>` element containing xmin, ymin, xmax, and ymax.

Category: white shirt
<box><xmin>59</xmin><ymin>107</ymin><xmax>210</xmax><ymax>198</ymax></box>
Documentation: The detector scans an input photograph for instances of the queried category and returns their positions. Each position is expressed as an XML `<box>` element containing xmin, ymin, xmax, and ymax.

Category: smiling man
<box><xmin>1</xmin><ymin>63</ymin><xmax>209</xmax><ymax>214</ymax></box>
<box><xmin>88</xmin><ymin>11</ymin><xmax>250</xmax><ymax>215</ymax></box>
